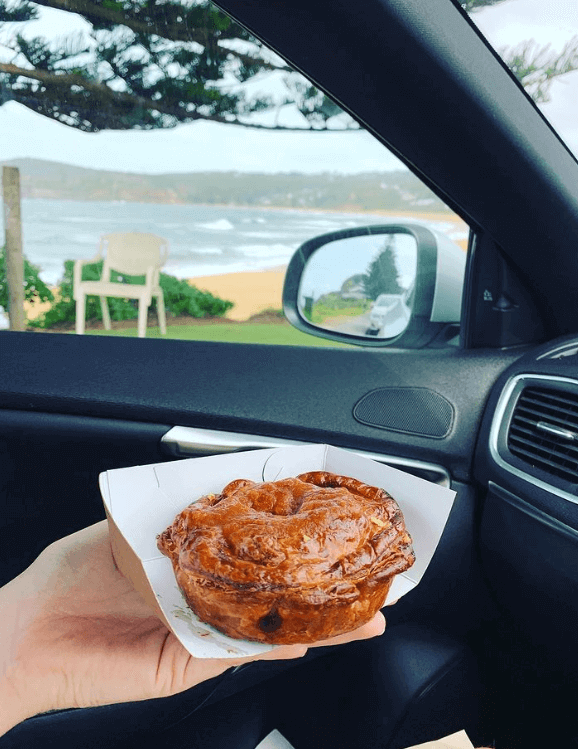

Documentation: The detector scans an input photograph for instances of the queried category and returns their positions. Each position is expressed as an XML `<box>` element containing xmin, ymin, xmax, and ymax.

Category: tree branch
<box><xmin>1</xmin><ymin>62</ymin><xmax>354</xmax><ymax>131</ymax></box>
<box><xmin>28</xmin><ymin>0</ymin><xmax>289</xmax><ymax>73</ymax></box>
<box><xmin>0</xmin><ymin>62</ymin><xmax>194</xmax><ymax>118</ymax></box>
<box><xmin>223</xmin><ymin>47</ymin><xmax>292</xmax><ymax>74</ymax></box>
<box><xmin>30</xmin><ymin>0</ymin><xmax>206</xmax><ymax>43</ymax></box>
<box><xmin>28</xmin><ymin>0</ymin><xmax>292</xmax><ymax>72</ymax></box>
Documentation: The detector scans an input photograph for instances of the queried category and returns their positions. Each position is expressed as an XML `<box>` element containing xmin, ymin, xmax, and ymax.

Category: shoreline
<box><xmin>19</xmin><ymin>194</ymin><xmax>463</xmax><ymax>223</ymax></box>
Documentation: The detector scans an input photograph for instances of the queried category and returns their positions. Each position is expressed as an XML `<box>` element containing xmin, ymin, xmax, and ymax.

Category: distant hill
<box><xmin>1</xmin><ymin>158</ymin><xmax>451</xmax><ymax>213</ymax></box>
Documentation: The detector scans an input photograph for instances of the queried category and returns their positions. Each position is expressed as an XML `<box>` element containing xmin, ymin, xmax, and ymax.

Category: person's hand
<box><xmin>0</xmin><ymin>520</ymin><xmax>385</xmax><ymax>735</ymax></box>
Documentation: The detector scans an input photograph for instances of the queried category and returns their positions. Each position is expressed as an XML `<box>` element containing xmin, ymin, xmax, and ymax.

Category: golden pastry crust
<box><xmin>157</xmin><ymin>471</ymin><xmax>415</xmax><ymax>644</ymax></box>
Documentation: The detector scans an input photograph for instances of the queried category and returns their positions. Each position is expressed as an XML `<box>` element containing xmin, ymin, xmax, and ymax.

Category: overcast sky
<box><xmin>0</xmin><ymin>0</ymin><xmax>577</xmax><ymax>174</ymax></box>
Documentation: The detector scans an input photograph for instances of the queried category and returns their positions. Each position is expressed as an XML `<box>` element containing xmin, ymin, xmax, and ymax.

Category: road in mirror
<box><xmin>298</xmin><ymin>232</ymin><xmax>417</xmax><ymax>339</ymax></box>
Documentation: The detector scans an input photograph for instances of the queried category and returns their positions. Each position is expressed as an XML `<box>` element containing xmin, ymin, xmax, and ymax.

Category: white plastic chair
<box><xmin>73</xmin><ymin>232</ymin><xmax>168</xmax><ymax>338</ymax></box>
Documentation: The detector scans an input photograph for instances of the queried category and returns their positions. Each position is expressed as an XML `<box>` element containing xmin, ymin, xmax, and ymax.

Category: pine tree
<box><xmin>1</xmin><ymin>0</ymin><xmax>576</xmax><ymax>131</ymax></box>
<box><xmin>362</xmin><ymin>238</ymin><xmax>403</xmax><ymax>301</ymax></box>
<box><xmin>0</xmin><ymin>0</ymin><xmax>350</xmax><ymax>132</ymax></box>
<box><xmin>461</xmin><ymin>0</ymin><xmax>578</xmax><ymax>103</ymax></box>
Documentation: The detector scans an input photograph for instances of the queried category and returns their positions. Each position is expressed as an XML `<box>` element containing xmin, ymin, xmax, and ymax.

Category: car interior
<box><xmin>2</xmin><ymin>0</ymin><xmax>578</xmax><ymax>747</ymax></box>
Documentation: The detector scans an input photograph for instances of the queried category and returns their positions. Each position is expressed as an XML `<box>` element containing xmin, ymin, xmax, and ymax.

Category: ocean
<box><xmin>2</xmin><ymin>199</ymin><xmax>468</xmax><ymax>286</ymax></box>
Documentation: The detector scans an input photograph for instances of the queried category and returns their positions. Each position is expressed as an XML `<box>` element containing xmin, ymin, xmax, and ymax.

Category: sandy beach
<box><xmin>189</xmin><ymin>268</ymin><xmax>287</xmax><ymax>321</ymax></box>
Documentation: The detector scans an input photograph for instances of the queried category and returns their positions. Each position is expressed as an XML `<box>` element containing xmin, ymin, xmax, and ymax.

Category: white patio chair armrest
<box><xmin>75</xmin><ymin>252</ymin><xmax>102</xmax><ymax>269</ymax></box>
<box><xmin>73</xmin><ymin>253</ymin><xmax>103</xmax><ymax>297</ymax></box>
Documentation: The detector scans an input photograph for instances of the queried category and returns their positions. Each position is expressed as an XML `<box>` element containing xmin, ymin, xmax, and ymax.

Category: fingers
<box><xmin>219</xmin><ymin>643</ymin><xmax>308</xmax><ymax>671</ymax></box>
<box><xmin>311</xmin><ymin>612</ymin><xmax>386</xmax><ymax>647</ymax></box>
<box><xmin>255</xmin><ymin>644</ymin><xmax>309</xmax><ymax>661</ymax></box>
<box><xmin>230</xmin><ymin>611</ymin><xmax>386</xmax><ymax>668</ymax></box>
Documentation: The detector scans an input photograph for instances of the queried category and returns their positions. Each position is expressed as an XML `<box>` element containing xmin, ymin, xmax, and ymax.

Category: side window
<box><xmin>0</xmin><ymin>1</ymin><xmax>468</xmax><ymax>346</ymax></box>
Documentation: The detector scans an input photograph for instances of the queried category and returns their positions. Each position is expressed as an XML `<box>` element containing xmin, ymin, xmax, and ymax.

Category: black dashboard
<box><xmin>474</xmin><ymin>334</ymin><xmax>578</xmax><ymax>724</ymax></box>
<box><xmin>477</xmin><ymin>334</ymin><xmax>578</xmax><ymax>530</ymax></box>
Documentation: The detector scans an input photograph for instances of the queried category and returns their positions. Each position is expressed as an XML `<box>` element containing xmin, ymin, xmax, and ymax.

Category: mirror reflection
<box><xmin>298</xmin><ymin>232</ymin><xmax>417</xmax><ymax>339</ymax></box>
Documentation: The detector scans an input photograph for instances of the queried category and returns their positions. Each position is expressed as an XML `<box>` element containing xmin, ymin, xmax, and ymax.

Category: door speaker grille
<box><xmin>353</xmin><ymin>387</ymin><xmax>453</xmax><ymax>438</ymax></box>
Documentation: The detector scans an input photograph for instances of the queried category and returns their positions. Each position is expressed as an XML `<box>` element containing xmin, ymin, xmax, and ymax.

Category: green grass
<box><xmin>87</xmin><ymin>322</ymin><xmax>352</xmax><ymax>347</ymax></box>
<box><xmin>310</xmin><ymin>300</ymin><xmax>370</xmax><ymax>326</ymax></box>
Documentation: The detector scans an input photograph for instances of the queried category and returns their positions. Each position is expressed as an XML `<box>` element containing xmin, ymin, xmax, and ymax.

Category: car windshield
<box><xmin>460</xmin><ymin>0</ymin><xmax>578</xmax><ymax>163</ymax></box>
<box><xmin>375</xmin><ymin>295</ymin><xmax>396</xmax><ymax>305</ymax></box>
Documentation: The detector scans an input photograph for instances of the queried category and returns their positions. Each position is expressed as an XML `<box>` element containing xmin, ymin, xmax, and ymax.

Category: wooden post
<box><xmin>2</xmin><ymin>166</ymin><xmax>25</xmax><ymax>331</ymax></box>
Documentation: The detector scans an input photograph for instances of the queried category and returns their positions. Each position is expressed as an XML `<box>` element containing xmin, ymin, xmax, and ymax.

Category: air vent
<box><xmin>508</xmin><ymin>386</ymin><xmax>578</xmax><ymax>483</ymax></box>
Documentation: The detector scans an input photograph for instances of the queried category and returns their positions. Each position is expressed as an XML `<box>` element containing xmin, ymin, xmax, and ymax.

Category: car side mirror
<box><xmin>282</xmin><ymin>224</ymin><xmax>466</xmax><ymax>347</ymax></box>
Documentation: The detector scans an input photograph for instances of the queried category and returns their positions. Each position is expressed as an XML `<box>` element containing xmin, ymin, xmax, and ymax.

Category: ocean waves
<box><xmin>5</xmin><ymin>199</ymin><xmax>465</xmax><ymax>285</ymax></box>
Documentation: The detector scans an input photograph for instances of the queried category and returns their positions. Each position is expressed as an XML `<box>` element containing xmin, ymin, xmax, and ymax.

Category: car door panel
<box><xmin>0</xmin><ymin>409</ymin><xmax>172</xmax><ymax>585</ymax></box>
<box><xmin>388</xmin><ymin>482</ymin><xmax>496</xmax><ymax>636</ymax></box>
<box><xmin>271</xmin><ymin>622</ymin><xmax>487</xmax><ymax>749</ymax></box>
<box><xmin>0</xmin><ymin>332</ymin><xmax>520</xmax><ymax>479</ymax></box>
